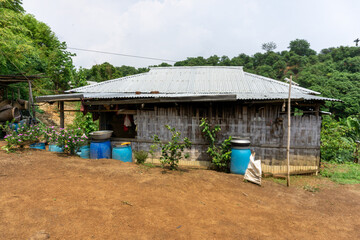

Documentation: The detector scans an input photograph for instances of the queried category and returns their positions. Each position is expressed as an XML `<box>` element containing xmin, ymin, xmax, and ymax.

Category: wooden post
<box><xmin>17</xmin><ymin>88</ymin><xmax>20</xmax><ymax>99</ymax></box>
<box><xmin>287</xmin><ymin>76</ymin><xmax>292</xmax><ymax>187</ymax></box>
<box><xmin>27</xmin><ymin>80</ymin><xmax>35</xmax><ymax>120</ymax></box>
<box><xmin>59</xmin><ymin>101</ymin><xmax>65</xmax><ymax>128</ymax></box>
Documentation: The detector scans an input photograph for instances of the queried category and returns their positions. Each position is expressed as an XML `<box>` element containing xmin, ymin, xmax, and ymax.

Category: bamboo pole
<box><xmin>59</xmin><ymin>101</ymin><xmax>65</xmax><ymax>128</ymax></box>
<box><xmin>28</xmin><ymin>79</ymin><xmax>35</xmax><ymax>121</ymax></box>
<box><xmin>287</xmin><ymin>76</ymin><xmax>292</xmax><ymax>187</ymax></box>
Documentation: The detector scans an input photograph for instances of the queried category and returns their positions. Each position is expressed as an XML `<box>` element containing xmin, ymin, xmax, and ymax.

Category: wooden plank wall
<box><xmin>132</xmin><ymin>102</ymin><xmax>321</xmax><ymax>170</ymax></box>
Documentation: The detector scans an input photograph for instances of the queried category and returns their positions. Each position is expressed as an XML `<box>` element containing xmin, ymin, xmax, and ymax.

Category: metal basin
<box><xmin>89</xmin><ymin>130</ymin><xmax>113</xmax><ymax>140</ymax></box>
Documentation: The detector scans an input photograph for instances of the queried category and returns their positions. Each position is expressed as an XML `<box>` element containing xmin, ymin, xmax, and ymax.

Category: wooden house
<box><xmin>36</xmin><ymin>66</ymin><xmax>339</xmax><ymax>174</ymax></box>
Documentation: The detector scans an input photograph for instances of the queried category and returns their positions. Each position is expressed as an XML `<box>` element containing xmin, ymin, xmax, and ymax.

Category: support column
<box><xmin>28</xmin><ymin>80</ymin><xmax>35</xmax><ymax>120</ymax></box>
<box><xmin>60</xmin><ymin>101</ymin><xmax>65</xmax><ymax>128</ymax></box>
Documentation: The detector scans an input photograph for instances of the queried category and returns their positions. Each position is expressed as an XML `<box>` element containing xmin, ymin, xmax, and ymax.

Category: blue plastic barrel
<box><xmin>230</xmin><ymin>139</ymin><xmax>251</xmax><ymax>175</ymax></box>
<box><xmin>10</xmin><ymin>123</ymin><xmax>18</xmax><ymax>131</ymax></box>
<box><xmin>48</xmin><ymin>144</ymin><xmax>64</xmax><ymax>152</ymax></box>
<box><xmin>90</xmin><ymin>140</ymin><xmax>111</xmax><ymax>159</ymax></box>
<box><xmin>112</xmin><ymin>144</ymin><xmax>132</xmax><ymax>162</ymax></box>
<box><xmin>77</xmin><ymin>145</ymin><xmax>90</xmax><ymax>159</ymax></box>
<box><xmin>30</xmin><ymin>142</ymin><xmax>46</xmax><ymax>150</ymax></box>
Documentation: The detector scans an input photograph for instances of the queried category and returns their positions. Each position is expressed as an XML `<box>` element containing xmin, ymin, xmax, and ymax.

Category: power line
<box><xmin>67</xmin><ymin>47</ymin><xmax>178</xmax><ymax>63</ymax></box>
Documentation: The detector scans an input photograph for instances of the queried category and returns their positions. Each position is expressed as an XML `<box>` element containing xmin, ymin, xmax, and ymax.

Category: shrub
<box><xmin>321</xmin><ymin>116</ymin><xmax>355</xmax><ymax>163</ymax></box>
<box><xmin>1</xmin><ymin>122</ymin><xmax>45</xmax><ymax>152</ymax></box>
<box><xmin>134</xmin><ymin>150</ymin><xmax>148</xmax><ymax>164</ymax></box>
<box><xmin>56</xmin><ymin>128</ymin><xmax>88</xmax><ymax>154</ymax></box>
<box><xmin>200</xmin><ymin>118</ymin><xmax>232</xmax><ymax>172</ymax></box>
<box><xmin>44</xmin><ymin>126</ymin><xmax>59</xmax><ymax>144</ymax></box>
<box><xmin>152</xmin><ymin>125</ymin><xmax>192</xmax><ymax>170</ymax></box>
<box><xmin>68</xmin><ymin>110</ymin><xmax>99</xmax><ymax>135</ymax></box>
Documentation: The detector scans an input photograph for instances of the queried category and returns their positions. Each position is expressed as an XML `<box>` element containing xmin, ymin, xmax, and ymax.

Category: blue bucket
<box><xmin>48</xmin><ymin>144</ymin><xmax>64</xmax><ymax>153</ymax></box>
<box><xmin>112</xmin><ymin>144</ymin><xmax>132</xmax><ymax>162</ymax></box>
<box><xmin>77</xmin><ymin>145</ymin><xmax>90</xmax><ymax>159</ymax></box>
<box><xmin>30</xmin><ymin>142</ymin><xmax>46</xmax><ymax>150</ymax></box>
<box><xmin>90</xmin><ymin>140</ymin><xmax>111</xmax><ymax>159</ymax></box>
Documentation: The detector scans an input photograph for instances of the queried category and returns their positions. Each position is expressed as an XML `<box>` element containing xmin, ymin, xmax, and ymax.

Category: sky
<box><xmin>23</xmin><ymin>0</ymin><xmax>360</xmax><ymax>69</ymax></box>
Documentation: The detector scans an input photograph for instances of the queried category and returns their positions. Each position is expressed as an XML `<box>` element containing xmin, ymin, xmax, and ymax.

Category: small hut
<box><xmin>36</xmin><ymin>66</ymin><xmax>339</xmax><ymax>174</ymax></box>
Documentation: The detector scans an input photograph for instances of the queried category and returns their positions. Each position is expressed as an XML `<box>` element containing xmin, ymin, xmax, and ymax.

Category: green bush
<box><xmin>152</xmin><ymin>125</ymin><xmax>192</xmax><ymax>170</ymax></box>
<box><xmin>200</xmin><ymin>118</ymin><xmax>232</xmax><ymax>172</ymax></box>
<box><xmin>321</xmin><ymin>116</ymin><xmax>356</xmax><ymax>163</ymax></box>
<box><xmin>134</xmin><ymin>150</ymin><xmax>148</xmax><ymax>164</ymax></box>
<box><xmin>68</xmin><ymin>111</ymin><xmax>99</xmax><ymax>135</ymax></box>
<box><xmin>56</xmin><ymin>128</ymin><xmax>88</xmax><ymax>155</ymax></box>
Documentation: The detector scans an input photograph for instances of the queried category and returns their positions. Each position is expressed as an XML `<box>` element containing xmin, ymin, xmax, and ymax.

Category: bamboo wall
<box><xmin>130</xmin><ymin>102</ymin><xmax>321</xmax><ymax>173</ymax></box>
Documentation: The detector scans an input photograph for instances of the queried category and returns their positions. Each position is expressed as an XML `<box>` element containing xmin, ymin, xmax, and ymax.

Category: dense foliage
<box><xmin>321</xmin><ymin>116</ymin><xmax>356</xmax><ymax>163</ymax></box>
<box><xmin>68</xmin><ymin>111</ymin><xmax>99</xmax><ymax>135</ymax></box>
<box><xmin>0</xmin><ymin>0</ymin><xmax>75</xmax><ymax>96</ymax></box>
<box><xmin>200</xmin><ymin>118</ymin><xmax>232</xmax><ymax>172</ymax></box>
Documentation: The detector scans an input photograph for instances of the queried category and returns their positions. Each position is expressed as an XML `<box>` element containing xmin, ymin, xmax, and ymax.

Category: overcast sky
<box><xmin>23</xmin><ymin>0</ymin><xmax>360</xmax><ymax>69</ymax></box>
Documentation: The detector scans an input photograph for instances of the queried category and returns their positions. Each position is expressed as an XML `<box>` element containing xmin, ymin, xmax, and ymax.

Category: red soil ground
<box><xmin>1</xmin><ymin>144</ymin><xmax>359</xmax><ymax>239</ymax></box>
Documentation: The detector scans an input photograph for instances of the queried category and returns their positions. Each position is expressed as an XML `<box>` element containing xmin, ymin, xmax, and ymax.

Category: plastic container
<box><xmin>48</xmin><ymin>144</ymin><xmax>64</xmax><ymax>152</ymax></box>
<box><xmin>9</xmin><ymin>123</ymin><xmax>19</xmax><ymax>131</ymax></box>
<box><xmin>112</xmin><ymin>143</ymin><xmax>132</xmax><ymax>162</ymax></box>
<box><xmin>90</xmin><ymin>140</ymin><xmax>111</xmax><ymax>159</ymax></box>
<box><xmin>77</xmin><ymin>145</ymin><xmax>90</xmax><ymax>159</ymax></box>
<box><xmin>30</xmin><ymin>142</ymin><xmax>46</xmax><ymax>150</ymax></box>
<box><xmin>230</xmin><ymin>139</ymin><xmax>251</xmax><ymax>175</ymax></box>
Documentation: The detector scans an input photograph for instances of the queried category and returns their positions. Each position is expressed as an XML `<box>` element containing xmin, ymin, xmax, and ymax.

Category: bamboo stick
<box><xmin>287</xmin><ymin>76</ymin><xmax>292</xmax><ymax>187</ymax></box>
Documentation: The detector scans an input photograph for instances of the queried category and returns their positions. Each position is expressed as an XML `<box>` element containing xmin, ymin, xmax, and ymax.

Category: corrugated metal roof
<box><xmin>67</xmin><ymin>66</ymin><xmax>319</xmax><ymax>95</ymax></box>
<box><xmin>35</xmin><ymin>66</ymin><xmax>339</xmax><ymax>103</ymax></box>
<box><xmin>36</xmin><ymin>92</ymin><xmax>339</xmax><ymax>103</ymax></box>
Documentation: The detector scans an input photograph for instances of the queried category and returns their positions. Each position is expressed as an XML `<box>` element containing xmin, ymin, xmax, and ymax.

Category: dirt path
<box><xmin>0</xmin><ymin>146</ymin><xmax>359</xmax><ymax>239</ymax></box>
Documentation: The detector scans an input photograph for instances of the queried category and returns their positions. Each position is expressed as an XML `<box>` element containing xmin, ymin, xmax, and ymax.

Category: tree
<box><xmin>262</xmin><ymin>42</ymin><xmax>277</xmax><ymax>52</ymax></box>
<box><xmin>288</xmin><ymin>39</ymin><xmax>316</xmax><ymax>56</ymax></box>
<box><xmin>0</xmin><ymin>0</ymin><xmax>24</xmax><ymax>13</ymax></box>
<box><xmin>0</xmin><ymin>1</ymin><xmax>76</xmax><ymax>93</ymax></box>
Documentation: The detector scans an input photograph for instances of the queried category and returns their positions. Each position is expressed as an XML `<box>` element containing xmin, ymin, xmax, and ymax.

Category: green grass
<box><xmin>320</xmin><ymin>162</ymin><xmax>360</xmax><ymax>184</ymax></box>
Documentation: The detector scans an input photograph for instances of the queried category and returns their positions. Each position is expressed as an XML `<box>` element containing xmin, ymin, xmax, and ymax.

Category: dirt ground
<box><xmin>1</xmin><ymin>144</ymin><xmax>359</xmax><ymax>239</ymax></box>
<box><xmin>37</xmin><ymin>102</ymin><xmax>76</xmax><ymax>127</ymax></box>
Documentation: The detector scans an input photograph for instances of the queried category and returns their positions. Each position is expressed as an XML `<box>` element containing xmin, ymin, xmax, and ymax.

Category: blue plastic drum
<box><xmin>90</xmin><ymin>140</ymin><xmax>111</xmax><ymax>159</ymax></box>
<box><xmin>77</xmin><ymin>145</ymin><xmax>90</xmax><ymax>159</ymax></box>
<box><xmin>48</xmin><ymin>144</ymin><xmax>64</xmax><ymax>152</ymax></box>
<box><xmin>230</xmin><ymin>139</ymin><xmax>251</xmax><ymax>175</ymax></box>
<box><xmin>112</xmin><ymin>144</ymin><xmax>132</xmax><ymax>162</ymax></box>
<box><xmin>30</xmin><ymin>142</ymin><xmax>46</xmax><ymax>150</ymax></box>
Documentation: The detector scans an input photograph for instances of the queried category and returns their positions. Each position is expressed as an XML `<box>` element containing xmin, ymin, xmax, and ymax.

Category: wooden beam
<box><xmin>83</xmin><ymin>95</ymin><xmax>237</xmax><ymax>106</ymax></box>
<box><xmin>59</xmin><ymin>101</ymin><xmax>64</xmax><ymax>128</ymax></box>
<box><xmin>27</xmin><ymin>79</ymin><xmax>35</xmax><ymax>120</ymax></box>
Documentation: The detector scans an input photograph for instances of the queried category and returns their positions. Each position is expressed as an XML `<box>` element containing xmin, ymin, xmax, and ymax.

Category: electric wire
<box><xmin>67</xmin><ymin>47</ymin><xmax>177</xmax><ymax>63</ymax></box>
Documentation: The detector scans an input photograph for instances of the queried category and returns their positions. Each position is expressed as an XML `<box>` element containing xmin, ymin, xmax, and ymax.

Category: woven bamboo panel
<box><xmin>134</xmin><ymin>102</ymin><xmax>321</xmax><ymax>173</ymax></box>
